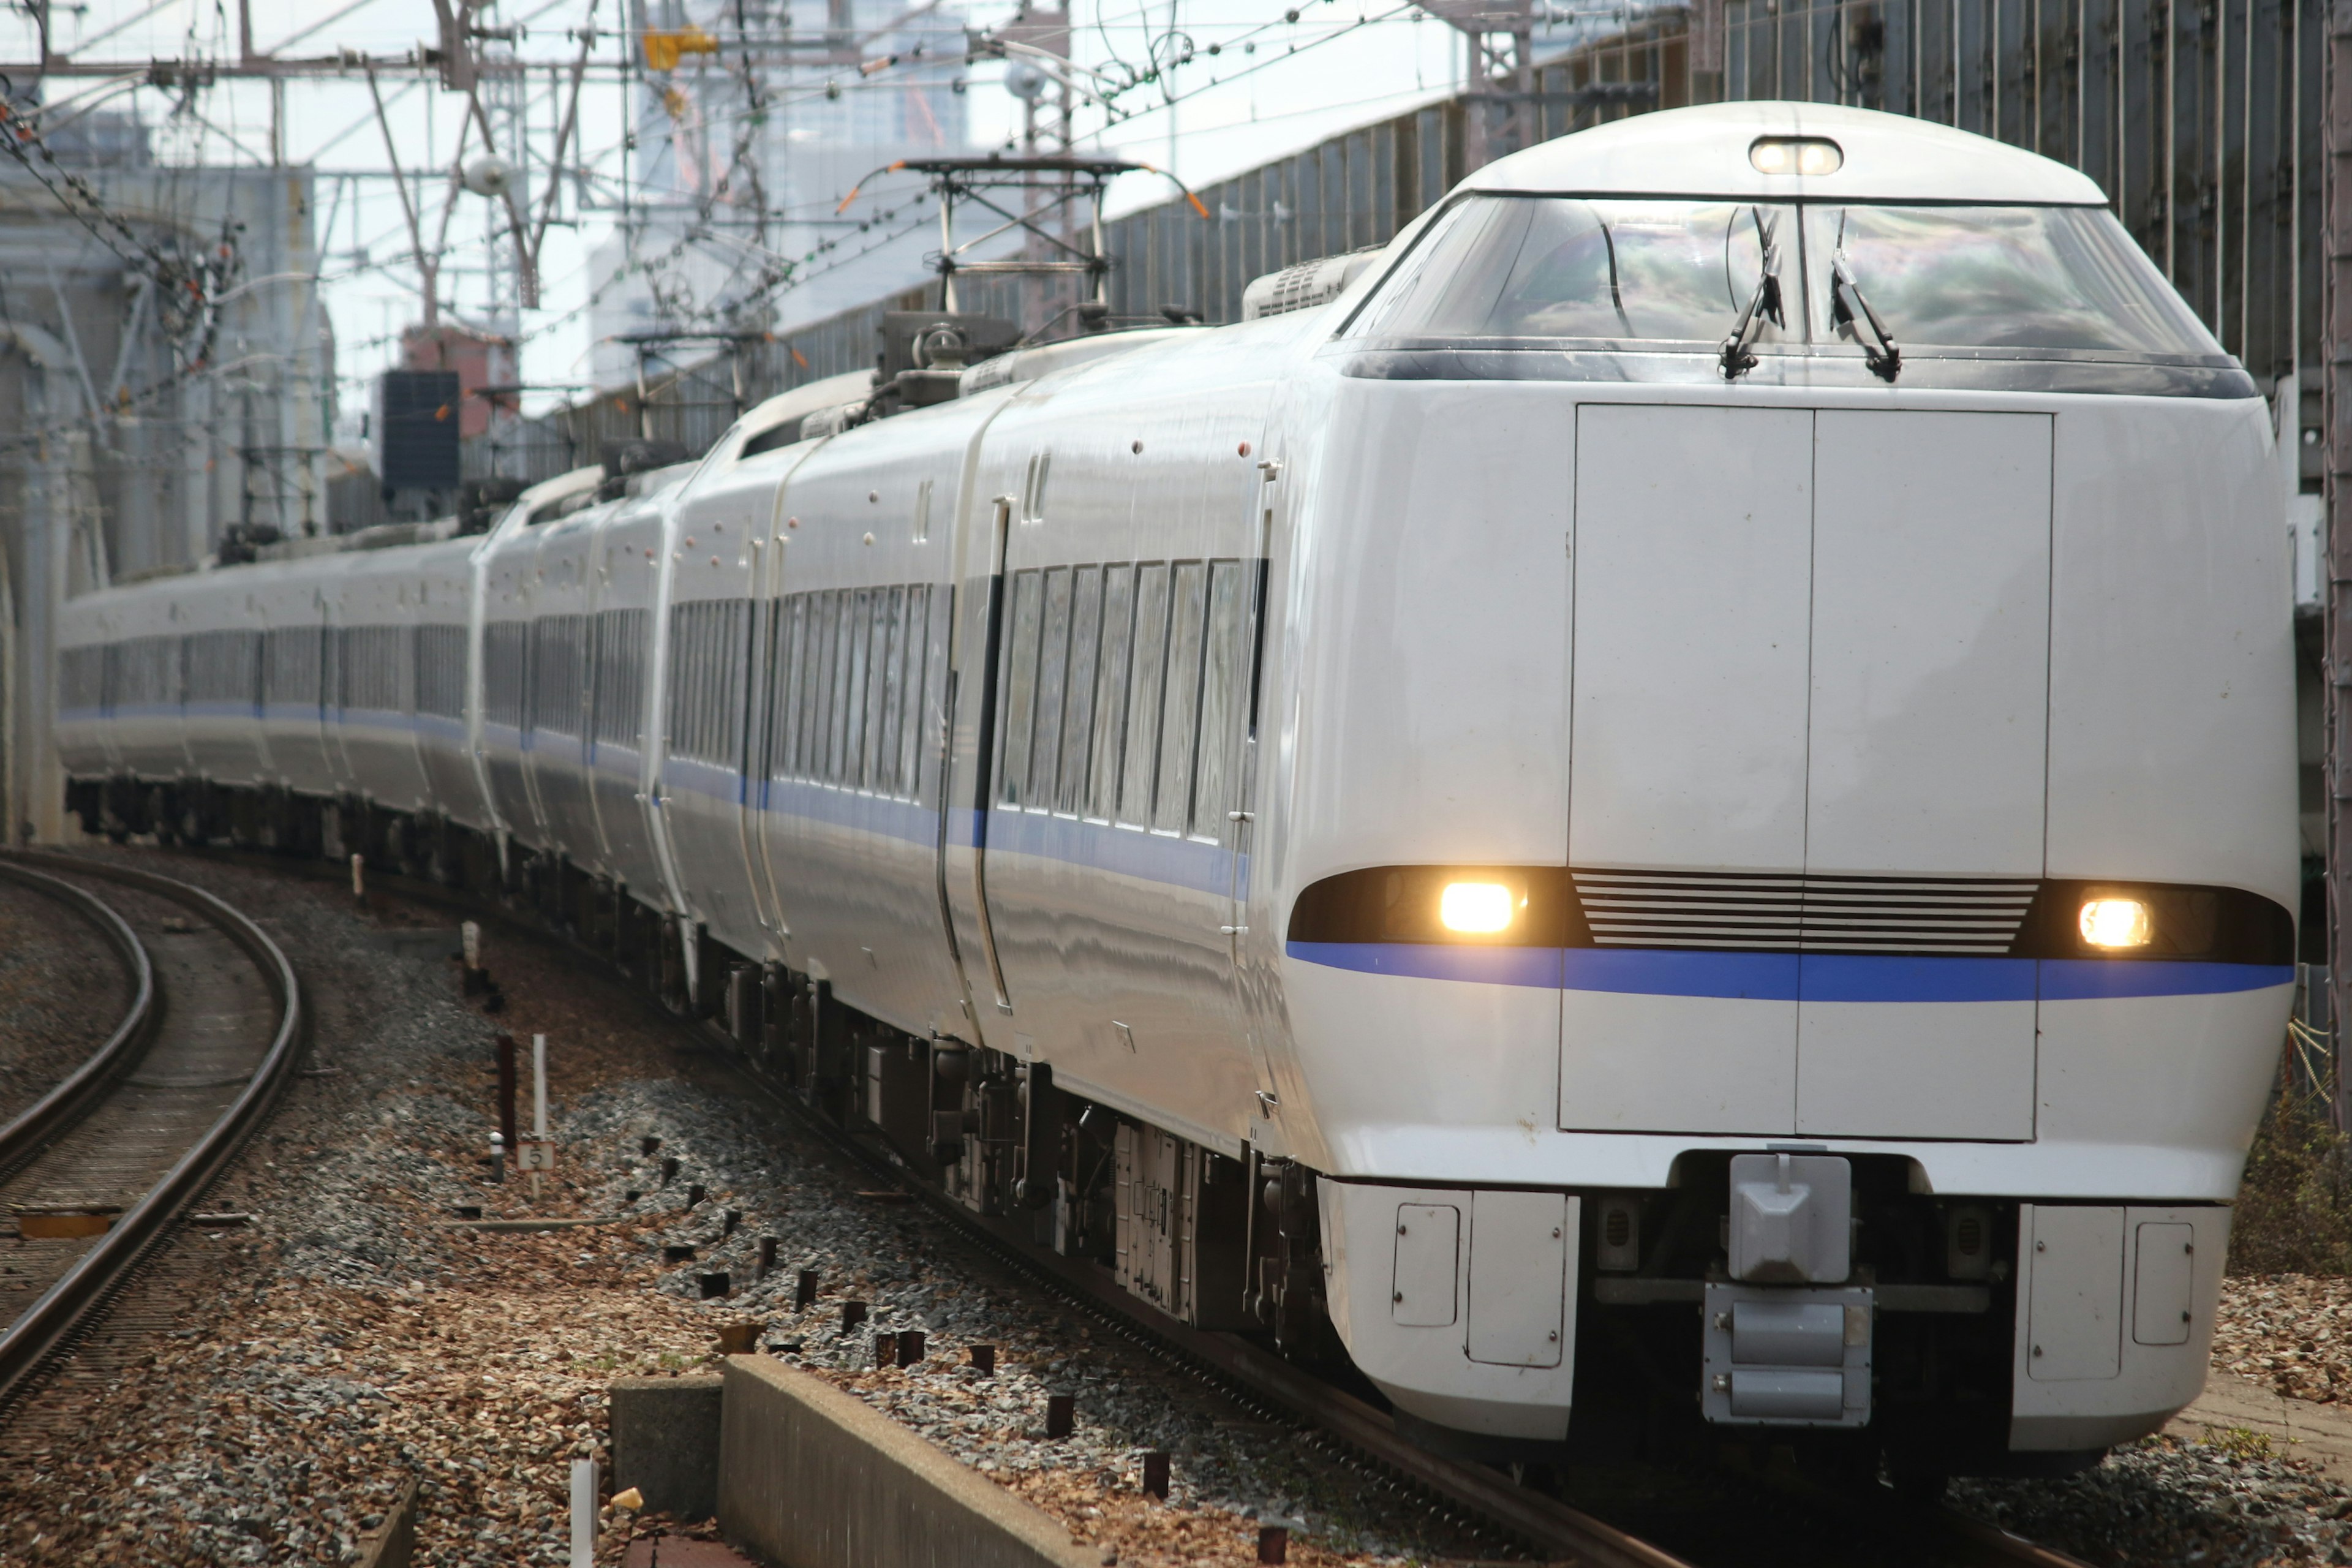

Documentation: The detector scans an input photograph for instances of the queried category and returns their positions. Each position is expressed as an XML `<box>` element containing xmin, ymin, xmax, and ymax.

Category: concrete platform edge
<box><xmin>717</xmin><ymin>1354</ymin><xmax>1096</xmax><ymax>1568</ymax></box>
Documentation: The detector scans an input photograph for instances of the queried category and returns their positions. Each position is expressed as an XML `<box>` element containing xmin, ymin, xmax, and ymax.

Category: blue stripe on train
<box><xmin>1284</xmin><ymin>942</ymin><xmax>2293</xmax><ymax>1001</ymax></box>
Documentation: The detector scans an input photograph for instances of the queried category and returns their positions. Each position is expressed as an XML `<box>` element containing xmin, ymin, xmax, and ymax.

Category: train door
<box><xmin>1563</xmin><ymin>403</ymin><xmax>1811</xmax><ymax>1136</ymax></box>
<box><xmin>1793</xmin><ymin>410</ymin><xmax>2049</xmax><ymax>1140</ymax></box>
<box><xmin>1561</xmin><ymin>402</ymin><xmax>2049</xmax><ymax>1140</ymax></box>
<box><xmin>1226</xmin><ymin>444</ymin><xmax>1284</xmax><ymax>1118</ymax></box>
<box><xmin>938</xmin><ymin>492</ymin><xmax>1016</xmax><ymax>1050</ymax></box>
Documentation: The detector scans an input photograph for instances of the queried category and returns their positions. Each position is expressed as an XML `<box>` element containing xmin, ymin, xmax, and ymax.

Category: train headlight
<box><xmin>1439</xmin><ymin>881</ymin><xmax>1518</xmax><ymax>935</ymax></box>
<box><xmin>1749</xmin><ymin>136</ymin><xmax>1843</xmax><ymax>176</ymax></box>
<box><xmin>2079</xmin><ymin>897</ymin><xmax>2154</xmax><ymax>949</ymax></box>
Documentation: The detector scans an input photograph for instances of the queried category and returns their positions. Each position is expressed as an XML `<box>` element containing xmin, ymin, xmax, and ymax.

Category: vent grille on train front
<box><xmin>1570</xmin><ymin>870</ymin><xmax>2041</xmax><ymax>955</ymax></box>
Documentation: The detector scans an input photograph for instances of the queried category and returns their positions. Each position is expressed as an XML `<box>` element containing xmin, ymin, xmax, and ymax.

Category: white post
<box><xmin>568</xmin><ymin>1457</ymin><xmax>598</xmax><ymax>1568</ymax></box>
<box><xmin>462</xmin><ymin>920</ymin><xmax>481</xmax><ymax>969</ymax></box>
<box><xmin>532</xmin><ymin>1033</ymin><xmax>549</xmax><ymax>1201</ymax></box>
<box><xmin>533</xmin><ymin>1033</ymin><xmax>549</xmax><ymax>1139</ymax></box>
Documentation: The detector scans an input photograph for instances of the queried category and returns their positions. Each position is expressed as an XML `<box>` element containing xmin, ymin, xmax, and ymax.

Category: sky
<box><xmin>0</xmin><ymin>0</ymin><xmax>1573</xmax><ymax>424</ymax></box>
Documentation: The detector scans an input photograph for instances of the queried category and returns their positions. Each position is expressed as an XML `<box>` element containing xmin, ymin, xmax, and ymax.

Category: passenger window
<box><xmin>1120</xmin><ymin>565</ymin><xmax>1172</xmax><ymax>827</ymax></box>
<box><xmin>1029</xmin><ymin>567</ymin><xmax>1073</xmax><ymax>807</ymax></box>
<box><xmin>1193</xmin><ymin>560</ymin><xmax>1252</xmax><ymax>838</ymax></box>
<box><xmin>822</xmin><ymin>593</ymin><xmax>853</xmax><ymax>783</ymax></box>
<box><xmin>769</xmin><ymin>597</ymin><xmax>804</xmax><ymax>777</ymax></box>
<box><xmin>843</xmin><ymin>590</ymin><xmax>872</xmax><ymax>788</ymax></box>
<box><xmin>898</xmin><ymin>586</ymin><xmax>930</xmax><ymax>796</ymax></box>
<box><xmin>802</xmin><ymin>594</ymin><xmax>834</xmax><ymax>779</ymax></box>
<box><xmin>999</xmin><ymin>569</ymin><xmax>1044</xmax><ymax>807</ymax></box>
<box><xmin>1090</xmin><ymin>567</ymin><xmax>1134</xmax><ymax>820</ymax></box>
<box><xmin>1059</xmin><ymin>567</ymin><xmax>1104</xmax><ymax>815</ymax></box>
<box><xmin>876</xmin><ymin>586</ymin><xmax>907</xmax><ymax>795</ymax></box>
<box><xmin>1155</xmin><ymin>564</ymin><xmax>1209</xmax><ymax>832</ymax></box>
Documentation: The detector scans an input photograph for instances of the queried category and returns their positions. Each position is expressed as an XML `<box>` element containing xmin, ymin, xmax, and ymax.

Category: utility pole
<box><xmin>1421</xmin><ymin>0</ymin><xmax>1536</xmax><ymax>172</ymax></box>
<box><xmin>2324</xmin><ymin>0</ymin><xmax>2352</xmax><ymax>1123</ymax></box>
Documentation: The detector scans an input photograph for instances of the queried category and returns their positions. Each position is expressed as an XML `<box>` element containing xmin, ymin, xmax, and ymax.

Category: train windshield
<box><xmin>1348</xmin><ymin>195</ymin><xmax>2220</xmax><ymax>360</ymax></box>
<box><xmin>1796</xmin><ymin>205</ymin><xmax>2216</xmax><ymax>354</ymax></box>
<box><xmin>1348</xmin><ymin>197</ymin><xmax>1796</xmax><ymax>347</ymax></box>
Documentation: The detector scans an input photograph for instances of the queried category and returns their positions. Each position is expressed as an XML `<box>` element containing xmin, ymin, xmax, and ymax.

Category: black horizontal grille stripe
<box><xmin>1574</xmin><ymin>869</ymin><xmax>2040</xmax><ymax>955</ymax></box>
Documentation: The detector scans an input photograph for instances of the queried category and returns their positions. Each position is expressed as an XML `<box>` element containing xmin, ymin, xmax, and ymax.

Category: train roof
<box><xmin>1466</xmin><ymin>101</ymin><xmax>2106</xmax><ymax>207</ymax></box>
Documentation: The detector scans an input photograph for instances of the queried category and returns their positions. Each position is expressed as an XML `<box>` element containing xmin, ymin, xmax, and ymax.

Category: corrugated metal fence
<box><xmin>467</xmin><ymin>0</ymin><xmax>2318</xmax><ymax>483</ymax></box>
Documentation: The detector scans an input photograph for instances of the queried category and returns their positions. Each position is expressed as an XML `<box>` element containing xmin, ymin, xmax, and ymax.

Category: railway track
<box><xmin>159</xmin><ymin>842</ymin><xmax>2090</xmax><ymax>1568</ymax></box>
<box><xmin>0</xmin><ymin>851</ymin><xmax>302</xmax><ymax>1415</ymax></box>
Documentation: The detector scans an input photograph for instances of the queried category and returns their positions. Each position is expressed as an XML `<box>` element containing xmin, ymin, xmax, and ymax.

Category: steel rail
<box><xmin>0</xmin><ymin>860</ymin><xmax>157</xmax><ymax>1179</ymax></box>
<box><xmin>0</xmin><ymin>851</ymin><xmax>304</xmax><ymax>1411</ymax></box>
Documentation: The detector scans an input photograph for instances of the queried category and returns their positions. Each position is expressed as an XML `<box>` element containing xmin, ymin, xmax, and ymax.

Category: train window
<box><xmin>772</xmin><ymin>597</ymin><xmax>809</xmax><ymax>777</ymax></box>
<box><xmin>118</xmin><ymin>636</ymin><xmax>183</xmax><ymax>709</ymax></box>
<box><xmin>485</xmin><ymin>622</ymin><xmax>529</xmax><ymax>729</ymax></box>
<box><xmin>666</xmin><ymin>607</ymin><xmax>692</xmax><ymax>755</ymax></box>
<box><xmin>843</xmin><ymin>590</ymin><xmax>873</xmax><ymax>786</ymax></box>
<box><xmin>833</xmin><ymin>594</ymin><xmax>852</xmax><ymax>783</ymax></box>
<box><xmin>668</xmin><ymin>600</ymin><xmax>751</xmax><ymax>766</ymax></box>
<box><xmin>1796</xmin><ymin>205</ymin><xmax>2220</xmax><ymax>355</ymax></box>
<box><xmin>336</xmin><ymin>627</ymin><xmax>397</xmax><ymax>715</ymax></box>
<box><xmin>1155</xmin><ymin>564</ymin><xmax>1209</xmax><ymax>833</ymax></box>
<box><xmin>862</xmin><ymin>591</ymin><xmax>885</xmax><ymax>792</ymax></box>
<box><xmin>813</xmin><ymin>592</ymin><xmax>842</xmax><ymax>780</ymax></box>
<box><xmin>1346</xmin><ymin>195</ymin><xmax>1796</xmax><ymax>346</ymax></box>
<box><xmin>1090</xmin><ymin>567</ymin><xmax>1136</xmax><ymax>821</ymax></box>
<box><xmin>1121</xmin><ymin>564</ymin><xmax>1173</xmax><ymax>827</ymax></box>
<box><xmin>1000</xmin><ymin>570</ymin><xmax>1045</xmax><ymax>807</ymax></box>
<box><xmin>1191</xmin><ymin>560</ymin><xmax>1252</xmax><ymax>840</ymax></box>
<box><xmin>186</xmin><ymin>630</ymin><xmax>262</xmax><ymax>710</ymax></box>
<box><xmin>1030</xmin><ymin>567</ymin><xmax>1074</xmax><ymax>808</ymax></box>
<box><xmin>415</xmin><ymin>625</ymin><xmax>467</xmax><ymax>720</ymax></box>
<box><xmin>875</xmin><ymin>586</ymin><xmax>906</xmax><ymax>794</ymax></box>
<box><xmin>531</xmin><ymin>616</ymin><xmax>587</xmax><ymax>737</ymax></box>
<box><xmin>593</xmin><ymin>608</ymin><xmax>646</xmax><ymax>745</ymax></box>
<box><xmin>272</xmin><ymin>628</ymin><xmax>322</xmax><ymax>710</ymax></box>
<box><xmin>898</xmin><ymin>586</ymin><xmax>931</xmax><ymax>797</ymax></box>
<box><xmin>1058</xmin><ymin>567</ymin><xmax>1105</xmax><ymax>816</ymax></box>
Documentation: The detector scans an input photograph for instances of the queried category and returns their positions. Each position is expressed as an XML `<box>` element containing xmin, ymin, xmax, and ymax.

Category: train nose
<box><xmin>1562</xmin><ymin>404</ymin><xmax>2053</xmax><ymax>1139</ymax></box>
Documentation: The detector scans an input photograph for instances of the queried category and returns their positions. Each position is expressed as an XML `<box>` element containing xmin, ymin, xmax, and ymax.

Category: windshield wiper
<box><xmin>1717</xmin><ymin>209</ymin><xmax>1784</xmax><ymax>381</ymax></box>
<box><xmin>1830</xmin><ymin>251</ymin><xmax>1901</xmax><ymax>382</ymax></box>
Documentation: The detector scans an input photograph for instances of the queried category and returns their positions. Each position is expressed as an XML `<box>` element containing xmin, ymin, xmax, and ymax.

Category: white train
<box><xmin>55</xmin><ymin>102</ymin><xmax>2297</xmax><ymax>1481</ymax></box>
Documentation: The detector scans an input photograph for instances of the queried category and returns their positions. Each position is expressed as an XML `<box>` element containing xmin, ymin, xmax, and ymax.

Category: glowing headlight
<box><xmin>1439</xmin><ymin>881</ymin><xmax>1517</xmax><ymax>935</ymax></box>
<box><xmin>2079</xmin><ymin>898</ymin><xmax>2153</xmax><ymax>949</ymax></box>
<box><xmin>1749</xmin><ymin>136</ymin><xmax>1844</xmax><ymax>176</ymax></box>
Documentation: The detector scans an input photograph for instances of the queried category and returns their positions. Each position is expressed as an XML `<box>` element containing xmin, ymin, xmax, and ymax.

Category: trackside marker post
<box><xmin>521</xmin><ymin>1032</ymin><xmax>551</xmax><ymax>1200</ymax></box>
<box><xmin>568</xmin><ymin>1458</ymin><xmax>597</xmax><ymax>1568</ymax></box>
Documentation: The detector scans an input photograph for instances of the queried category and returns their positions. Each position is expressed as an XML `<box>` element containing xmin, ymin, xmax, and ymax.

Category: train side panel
<box><xmin>951</xmin><ymin>330</ymin><xmax>1292</xmax><ymax>1151</ymax></box>
<box><xmin>752</xmin><ymin>405</ymin><xmax>979</xmax><ymax>1040</ymax></box>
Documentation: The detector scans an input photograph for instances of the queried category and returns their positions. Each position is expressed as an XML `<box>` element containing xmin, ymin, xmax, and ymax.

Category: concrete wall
<box><xmin>717</xmin><ymin>1354</ymin><xmax>1095</xmax><ymax>1568</ymax></box>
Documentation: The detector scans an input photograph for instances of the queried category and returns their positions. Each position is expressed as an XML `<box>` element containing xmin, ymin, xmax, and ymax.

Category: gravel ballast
<box><xmin>0</xmin><ymin>875</ymin><xmax>129</xmax><ymax>1126</ymax></box>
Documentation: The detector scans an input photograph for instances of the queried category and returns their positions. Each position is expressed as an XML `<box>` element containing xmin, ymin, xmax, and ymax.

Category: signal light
<box><xmin>1750</xmin><ymin>137</ymin><xmax>1843</xmax><ymax>176</ymax></box>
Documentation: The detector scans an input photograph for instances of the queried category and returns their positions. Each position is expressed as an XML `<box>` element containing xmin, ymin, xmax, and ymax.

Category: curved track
<box><xmin>0</xmin><ymin>852</ymin><xmax>302</xmax><ymax>1413</ymax></box>
<box><xmin>165</xmin><ymin>842</ymin><xmax>2089</xmax><ymax>1568</ymax></box>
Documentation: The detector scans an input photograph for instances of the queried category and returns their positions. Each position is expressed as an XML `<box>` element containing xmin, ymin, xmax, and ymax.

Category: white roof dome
<box><xmin>1464</xmin><ymin>101</ymin><xmax>2107</xmax><ymax>206</ymax></box>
